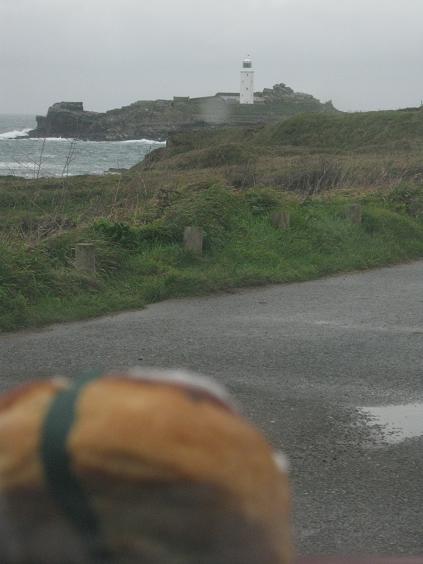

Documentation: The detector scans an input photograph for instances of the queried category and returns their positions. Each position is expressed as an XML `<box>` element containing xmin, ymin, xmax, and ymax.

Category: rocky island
<box><xmin>29</xmin><ymin>83</ymin><xmax>337</xmax><ymax>141</ymax></box>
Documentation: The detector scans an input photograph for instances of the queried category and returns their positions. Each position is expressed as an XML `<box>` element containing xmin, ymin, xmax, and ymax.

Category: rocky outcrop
<box><xmin>32</xmin><ymin>102</ymin><xmax>101</xmax><ymax>139</ymax></box>
<box><xmin>29</xmin><ymin>85</ymin><xmax>338</xmax><ymax>141</ymax></box>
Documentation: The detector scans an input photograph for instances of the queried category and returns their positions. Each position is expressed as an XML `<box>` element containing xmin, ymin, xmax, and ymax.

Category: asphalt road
<box><xmin>1</xmin><ymin>262</ymin><xmax>423</xmax><ymax>556</ymax></box>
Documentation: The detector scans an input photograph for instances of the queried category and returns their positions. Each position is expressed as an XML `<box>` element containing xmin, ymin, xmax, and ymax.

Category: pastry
<box><xmin>0</xmin><ymin>368</ymin><xmax>291</xmax><ymax>563</ymax></box>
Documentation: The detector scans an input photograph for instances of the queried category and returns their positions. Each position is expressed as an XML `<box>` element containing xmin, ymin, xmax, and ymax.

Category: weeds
<box><xmin>1</xmin><ymin>183</ymin><xmax>423</xmax><ymax>332</ymax></box>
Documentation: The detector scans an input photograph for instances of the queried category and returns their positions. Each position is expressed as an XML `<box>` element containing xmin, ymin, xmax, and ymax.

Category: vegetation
<box><xmin>256</xmin><ymin>108</ymin><xmax>423</xmax><ymax>150</ymax></box>
<box><xmin>1</xmin><ymin>108</ymin><xmax>423</xmax><ymax>332</ymax></box>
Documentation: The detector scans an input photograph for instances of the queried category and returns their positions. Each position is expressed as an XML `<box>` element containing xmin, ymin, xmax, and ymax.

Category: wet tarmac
<box><xmin>360</xmin><ymin>403</ymin><xmax>423</xmax><ymax>444</ymax></box>
<box><xmin>1</xmin><ymin>261</ymin><xmax>423</xmax><ymax>555</ymax></box>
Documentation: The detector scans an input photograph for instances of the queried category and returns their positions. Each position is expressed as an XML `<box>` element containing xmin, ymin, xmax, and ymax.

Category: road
<box><xmin>1</xmin><ymin>261</ymin><xmax>423</xmax><ymax>555</ymax></box>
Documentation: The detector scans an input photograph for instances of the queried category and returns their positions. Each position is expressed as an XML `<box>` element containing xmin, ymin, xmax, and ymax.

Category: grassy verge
<box><xmin>2</xmin><ymin>183</ymin><xmax>423</xmax><ymax>332</ymax></box>
<box><xmin>3</xmin><ymin>109</ymin><xmax>423</xmax><ymax>332</ymax></box>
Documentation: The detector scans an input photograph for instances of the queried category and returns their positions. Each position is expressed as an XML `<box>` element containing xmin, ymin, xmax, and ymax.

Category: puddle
<box><xmin>359</xmin><ymin>403</ymin><xmax>423</xmax><ymax>444</ymax></box>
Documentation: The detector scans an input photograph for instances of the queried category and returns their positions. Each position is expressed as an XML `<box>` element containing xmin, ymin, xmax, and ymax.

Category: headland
<box><xmin>29</xmin><ymin>83</ymin><xmax>336</xmax><ymax>141</ymax></box>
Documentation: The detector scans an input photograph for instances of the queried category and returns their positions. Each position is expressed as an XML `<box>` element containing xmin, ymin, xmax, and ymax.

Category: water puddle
<box><xmin>359</xmin><ymin>403</ymin><xmax>423</xmax><ymax>444</ymax></box>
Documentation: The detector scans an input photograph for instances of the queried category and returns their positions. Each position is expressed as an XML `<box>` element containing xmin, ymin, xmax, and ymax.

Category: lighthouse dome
<box><xmin>242</xmin><ymin>57</ymin><xmax>252</xmax><ymax>69</ymax></box>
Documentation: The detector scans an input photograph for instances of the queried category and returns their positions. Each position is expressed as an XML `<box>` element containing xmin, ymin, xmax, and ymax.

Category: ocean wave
<box><xmin>26</xmin><ymin>137</ymin><xmax>165</xmax><ymax>145</ymax></box>
<box><xmin>29</xmin><ymin>137</ymin><xmax>77</xmax><ymax>142</ymax></box>
<box><xmin>119</xmin><ymin>139</ymin><xmax>166</xmax><ymax>145</ymax></box>
<box><xmin>0</xmin><ymin>161</ymin><xmax>35</xmax><ymax>169</ymax></box>
<box><xmin>0</xmin><ymin>128</ymin><xmax>31</xmax><ymax>139</ymax></box>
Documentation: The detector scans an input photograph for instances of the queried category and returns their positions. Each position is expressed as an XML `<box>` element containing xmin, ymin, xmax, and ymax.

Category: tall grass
<box><xmin>3</xmin><ymin>109</ymin><xmax>423</xmax><ymax>331</ymax></box>
<box><xmin>1</xmin><ymin>185</ymin><xmax>423</xmax><ymax>332</ymax></box>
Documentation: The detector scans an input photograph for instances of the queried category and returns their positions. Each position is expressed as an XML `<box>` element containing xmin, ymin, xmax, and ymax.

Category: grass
<box><xmin>256</xmin><ymin>109</ymin><xmax>423</xmax><ymax>150</ymax></box>
<box><xmin>1</xmin><ymin>183</ymin><xmax>423</xmax><ymax>332</ymax></box>
<box><xmin>2</xmin><ymin>109</ymin><xmax>423</xmax><ymax>332</ymax></box>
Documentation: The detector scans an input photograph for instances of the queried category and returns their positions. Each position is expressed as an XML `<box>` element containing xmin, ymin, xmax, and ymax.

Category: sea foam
<box><xmin>0</xmin><ymin>128</ymin><xmax>31</xmax><ymax>140</ymax></box>
<box><xmin>120</xmin><ymin>139</ymin><xmax>166</xmax><ymax>145</ymax></box>
<box><xmin>0</xmin><ymin>162</ymin><xmax>35</xmax><ymax>170</ymax></box>
<box><xmin>29</xmin><ymin>137</ymin><xmax>76</xmax><ymax>142</ymax></box>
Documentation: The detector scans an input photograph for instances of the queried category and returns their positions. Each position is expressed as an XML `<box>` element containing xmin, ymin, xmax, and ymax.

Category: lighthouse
<box><xmin>240</xmin><ymin>56</ymin><xmax>254</xmax><ymax>105</ymax></box>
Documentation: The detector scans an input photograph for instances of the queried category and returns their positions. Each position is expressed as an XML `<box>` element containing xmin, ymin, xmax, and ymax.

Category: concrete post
<box><xmin>271</xmin><ymin>211</ymin><xmax>290</xmax><ymax>230</ymax></box>
<box><xmin>408</xmin><ymin>198</ymin><xmax>420</xmax><ymax>218</ymax></box>
<box><xmin>345</xmin><ymin>204</ymin><xmax>362</xmax><ymax>225</ymax></box>
<box><xmin>75</xmin><ymin>243</ymin><xmax>96</xmax><ymax>273</ymax></box>
<box><xmin>184</xmin><ymin>227</ymin><xmax>203</xmax><ymax>255</ymax></box>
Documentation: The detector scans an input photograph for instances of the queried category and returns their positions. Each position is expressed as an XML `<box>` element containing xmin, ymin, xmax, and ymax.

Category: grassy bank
<box><xmin>2</xmin><ymin>109</ymin><xmax>423</xmax><ymax>332</ymax></box>
<box><xmin>2</xmin><ymin>183</ymin><xmax>423</xmax><ymax>332</ymax></box>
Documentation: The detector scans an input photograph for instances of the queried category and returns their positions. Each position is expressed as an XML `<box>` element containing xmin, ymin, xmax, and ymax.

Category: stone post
<box><xmin>345</xmin><ymin>204</ymin><xmax>362</xmax><ymax>225</ymax></box>
<box><xmin>184</xmin><ymin>227</ymin><xmax>203</xmax><ymax>255</ymax></box>
<box><xmin>271</xmin><ymin>211</ymin><xmax>290</xmax><ymax>230</ymax></box>
<box><xmin>75</xmin><ymin>243</ymin><xmax>96</xmax><ymax>273</ymax></box>
<box><xmin>408</xmin><ymin>198</ymin><xmax>420</xmax><ymax>218</ymax></box>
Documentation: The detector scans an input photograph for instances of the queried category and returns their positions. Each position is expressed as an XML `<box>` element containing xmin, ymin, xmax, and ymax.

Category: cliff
<box><xmin>29</xmin><ymin>84</ymin><xmax>337</xmax><ymax>141</ymax></box>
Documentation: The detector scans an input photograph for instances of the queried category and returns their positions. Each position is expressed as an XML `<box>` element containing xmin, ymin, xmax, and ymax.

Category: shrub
<box><xmin>388</xmin><ymin>183</ymin><xmax>423</xmax><ymax>217</ymax></box>
<box><xmin>93</xmin><ymin>220</ymin><xmax>139</xmax><ymax>248</ymax></box>
<box><xmin>163</xmin><ymin>185</ymin><xmax>239</xmax><ymax>249</ymax></box>
<box><xmin>362</xmin><ymin>206</ymin><xmax>423</xmax><ymax>238</ymax></box>
<box><xmin>93</xmin><ymin>218</ymin><xmax>178</xmax><ymax>247</ymax></box>
<box><xmin>244</xmin><ymin>188</ymin><xmax>282</xmax><ymax>215</ymax></box>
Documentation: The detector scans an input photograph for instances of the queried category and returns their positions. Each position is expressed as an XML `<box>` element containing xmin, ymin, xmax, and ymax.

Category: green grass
<box><xmin>148</xmin><ymin>107</ymin><xmax>423</xmax><ymax>156</ymax></box>
<box><xmin>3</xmin><ymin>109</ymin><xmax>423</xmax><ymax>332</ymax></box>
<box><xmin>2</xmin><ymin>184</ymin><xmax>423</xmax><ymax>332</ymax></box>
<box><xmin>256</xmin><ymin>109</ymin><xmax>423</xmax><ymax>151</ymax></box>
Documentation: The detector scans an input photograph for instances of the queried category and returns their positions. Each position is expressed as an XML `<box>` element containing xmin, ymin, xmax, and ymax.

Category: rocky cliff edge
<box><xmin>29</xmin><ymin>84</ymin><xmax>337</xmax><ymax>141</ymax></box>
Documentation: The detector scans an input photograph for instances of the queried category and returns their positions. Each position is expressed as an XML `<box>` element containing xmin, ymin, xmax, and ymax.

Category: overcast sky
<box><xmin>1</xmin><ymin>0</ymin><xmax>423</xmax><ymax>115</ymax></box>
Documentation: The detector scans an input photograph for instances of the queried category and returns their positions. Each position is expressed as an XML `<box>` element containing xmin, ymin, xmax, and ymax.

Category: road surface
<box><xmin>1</xmin><ymin>261</ymin><xmax>423</xmax><ymax>555</ymax></box>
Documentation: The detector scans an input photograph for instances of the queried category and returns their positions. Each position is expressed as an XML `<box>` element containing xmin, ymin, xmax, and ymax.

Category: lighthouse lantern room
<box><xmin>240</xmin><ymin>56</ymin><xmax>254</xmax><ymax>105</ymax></box>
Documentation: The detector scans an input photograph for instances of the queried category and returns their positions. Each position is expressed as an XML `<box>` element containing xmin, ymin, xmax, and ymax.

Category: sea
<box><xmin>0</xmin><ymin>114</ymin><xmax>166</xmax><ymax>178</ymax></box>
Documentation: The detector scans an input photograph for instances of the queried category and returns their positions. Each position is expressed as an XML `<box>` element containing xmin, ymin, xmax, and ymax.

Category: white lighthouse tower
<box><xmin>240</xmin><ymin>56</ymin><xmax>254</xmax><ymax>104</ymax></box>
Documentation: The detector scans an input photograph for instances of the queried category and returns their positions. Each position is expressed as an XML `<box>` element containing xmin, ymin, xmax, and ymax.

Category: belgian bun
<box><xmin>0</xmin><ymin>369</ymin><xmax>291</xmax><ymax>564</ymax></box>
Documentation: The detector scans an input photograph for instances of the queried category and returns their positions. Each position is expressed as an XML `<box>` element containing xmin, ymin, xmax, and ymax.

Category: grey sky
<box><xmin>1</xmin><ymin>0</ymin><xmax>422</xmax><ymax>114</ymax></box>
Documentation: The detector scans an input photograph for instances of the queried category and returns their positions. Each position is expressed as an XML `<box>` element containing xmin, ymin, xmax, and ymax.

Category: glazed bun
<box><xmin>0</xmin><ymin>369</ymin><xmax>291</xmax><ymax>564</ymax></box>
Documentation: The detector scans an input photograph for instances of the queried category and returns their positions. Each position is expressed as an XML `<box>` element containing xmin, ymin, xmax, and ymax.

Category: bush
<box><xmin>362</xmin><ymin>206</ymin><xmax>423</xmax><ymax>238</ymax></box>
<box><xmin>41</xmin><ymin>232</ymin><xmax>78</xmax><ymax>267</ymax></box>
<box><xmin>93</xmin><ymin>218</ymin><xmax>178</xmax><ymax>247</ymax></box>
<box><xmin>163</xmin><ymin>185</ymin><xmax>239</xmax><ymax>249</ymax></box>
<box><xmin>93</xmin><ymin>220</ymin><xmax>139</xmax><ymax>248</ymax></box>
<box><xmin>388</xmin><ymin>183</ymin><xmax>423</xmax><ymax>217</ymax></box>
<box><xmin>244</xmin><ymin>188</ymin><xmax>282</xmax><ymax>215</ymax></box>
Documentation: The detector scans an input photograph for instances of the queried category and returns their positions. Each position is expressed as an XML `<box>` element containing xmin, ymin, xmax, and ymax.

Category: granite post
<box><xmin>75</xmin><ymin>243</ymin><xmax>96</xmax><ymax>273</ymax></box>
<box><xmin>184</xmin><ymin>227</ymin><xmax>203</xmax><ymax>255</ymax></box>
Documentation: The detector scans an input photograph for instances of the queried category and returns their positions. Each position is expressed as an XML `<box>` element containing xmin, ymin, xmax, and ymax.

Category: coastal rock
<box><xmin>29</xmin><ymin>85</ymin><xmax>338</xmax><ymax>141</ymax></box>
<box><xmin>31</xmin><ymin>102</ymin><xmax>100</xmax><ymax>139</ymax></box>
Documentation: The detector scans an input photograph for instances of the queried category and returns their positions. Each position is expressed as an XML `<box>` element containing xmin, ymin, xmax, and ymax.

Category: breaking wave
<box><xmin>27</xmin><ymin>137</ymin><xmax>165</xmax><ymax>144</ymax></box>
<box><xmin>0</xmin><ymin>117</ymin><xmax>166</xmax><ymax>177</ymax></box>
<box><xmin>0</xmin><ymin>132</ymin><xmax>165</xmax><ymax>145</ymax></box>
<box><xmin>0</xmin><ymin>128</ymin><xmax>31</xmax><ymax>139</ymax></box>
<box><xmin>0</xmin><ymin>162</ymin><xmax>35</xmax><ymax>170</ymax></box>
<box><xmin>29</xmin><ymin>137</ymin><xmax>77</xmax><ymax>142</ymax></box>
<box><xmin>120</xmin><ymin>139</ymin><xmax>166</xmax><ymax>145</ymax></box>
